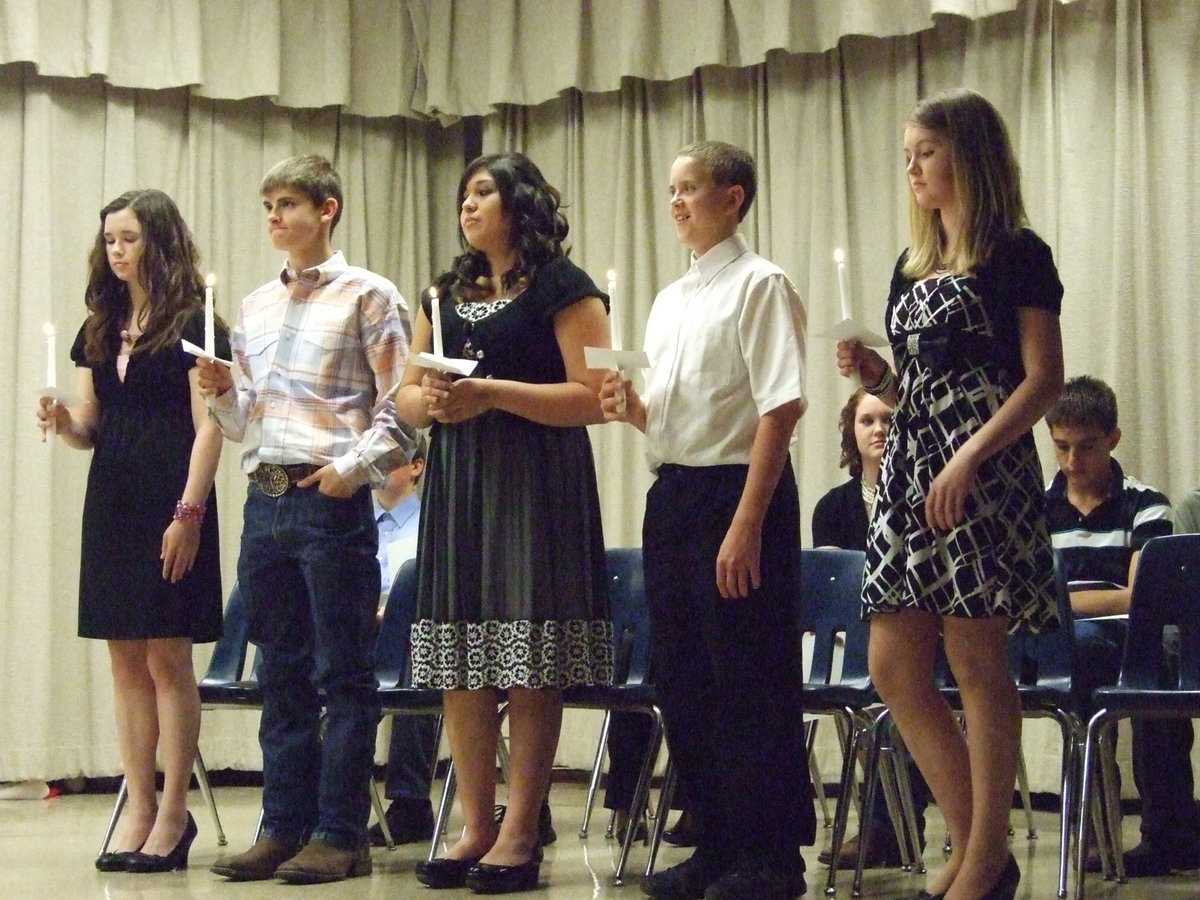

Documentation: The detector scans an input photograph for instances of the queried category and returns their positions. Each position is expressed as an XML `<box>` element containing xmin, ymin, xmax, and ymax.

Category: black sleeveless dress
<box><xmin>71</xmin><ymin>310</ymin><xmax>226</xmax><ymax>641</ymax></box>
<box><xmin>409</xmin><ymin>256</ymin><xmax>613</xmax><ymax>690</ymax></box>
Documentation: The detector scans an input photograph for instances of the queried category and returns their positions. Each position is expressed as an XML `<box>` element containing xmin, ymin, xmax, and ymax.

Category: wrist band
<box><xmin>174</xmin><ymin>500</ymin><xmax>206</xmax><ymax>524</ymax></box>
<box><xmin>864</xmin><ymin>367</ymin><xmax>895</xmax><ymax>397</ymax></box>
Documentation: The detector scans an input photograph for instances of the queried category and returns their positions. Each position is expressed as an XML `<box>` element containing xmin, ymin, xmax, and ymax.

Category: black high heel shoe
<box><xmin>464</xmin><ymin>847</ymin><xmax>543</xmax><ymax>895</ymax></box>
<box><xmin>125</xmin><ymin>812</ymin><xmax>197</xmax><ymax>873</ymax></box>
<box><xmin>414</xmin><ymin>855</ymin><xmax>483</xmax><ymax>889</ymax></box>
<box><xmin>464</xmin><ymin>859</ymin><xmax>541</xmax><ymax>894</ymax></box>
<box><xmin>95</xmin><ymin>849</ymin><xmax>141</xmax><ymax>872</ymax></box>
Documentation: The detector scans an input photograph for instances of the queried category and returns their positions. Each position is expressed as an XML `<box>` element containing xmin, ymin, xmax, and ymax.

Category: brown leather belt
<box><xmin>249</xmin><ymin>463</ymin><xmax>319</xmax><ymax>497</ymax></box>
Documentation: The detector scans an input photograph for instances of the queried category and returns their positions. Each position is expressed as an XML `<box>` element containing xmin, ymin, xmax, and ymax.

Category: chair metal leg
<box><xmin>613</xmin><ymin>712</ymin><xmax>662</xmax><ymax>885</ymax></box>
<box><xmin>825</xmin><ymin>709</ymin><xmax>866</xmax><ymax>898</ymax></box>
<box><xmin>1097</xmin><ymin>720</ymin><xmax>1126</xmax><ymax>882</ymax></box>
<box><xmin>192</xmin><ymin>749</ymin><xmax>227</xmax><ymax>846</ymax></box>
<box><xmin>881</xmin><ymin>715</ymin><xmax>924</xmax><ymax>874</ymax></box>
<box><xmin>645</xmin><ymin>753</ymin><xmax>677</xmax><ymax>879</ymax></box>
<box><xmin>98</xmin><ymin>777</ymin><xmax>130</xmax><ymax>856</ymax></box>
<box><xmin>806</xmin><ymin>718</ymin><xmax>832</xmax><ymax>828</ymax></box>
<box><xmin>580</xmin><ymin>710</ymin><xmax>613</xmax><ymax>838</ymax></box>
<box><xmin>1016</xmin><ymin>744</ymin><xmax>1037</xmax><ymax>840</ymax></box>
<box><xmin>429</xmin><ymin>759</ymin><xmax>458</xmax><ymax>861</ymax></box>
<box><xmin>369</xmin><ymin>778</ymin><xmax>395</xmax><ymax>849</ymax></box>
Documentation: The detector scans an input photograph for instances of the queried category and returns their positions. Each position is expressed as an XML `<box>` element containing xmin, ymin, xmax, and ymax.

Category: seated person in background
<box><xmin>369</xmin><ymin>434</ymin><xmax>439</xmax><ymax>846</ymax></box>
<box><xmin>813</xmin><ymin>388</ymin><xmax>932</xmax><ymax>868</ymax></box>
<box><xmin>1045</xmin><ymin>374</ymin><xmax>1200</xmax><ymax>876</ymax></box>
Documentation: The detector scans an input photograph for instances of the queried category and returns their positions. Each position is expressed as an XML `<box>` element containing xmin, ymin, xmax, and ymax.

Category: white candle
<box><xmin>204</xmin><ymin>273</ymin><xmax>216</xmax><ymax>356</ymax></box>
<box><xmin>429</xmin><ymin>286</ymin><xmax>444</xmax><ymax>358</ymax></box>
<box><xmin>43</xmin><ymin>321</ymin><xmax>56</xmax><ymax>389</ymax></box>
<box><xmin>606</xmin><ymin>269</ymin><xmax>621</xmax><ymax>351</ymax></box>
<box><xmin>834</xmin><ymin>248</ymin><xmax>852</xmax><ymax>322</ymax></box>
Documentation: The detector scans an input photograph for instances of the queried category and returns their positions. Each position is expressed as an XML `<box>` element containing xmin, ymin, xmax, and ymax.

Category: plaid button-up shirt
<box><xmin>210</xmin><ymin>251</ymin><xmax>416</xmax><ymax>489</ymax></box>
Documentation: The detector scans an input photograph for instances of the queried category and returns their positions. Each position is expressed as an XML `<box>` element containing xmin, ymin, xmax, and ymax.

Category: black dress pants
<box><xmin>643</xmin><ymin>461</ymin><xmax>816</xmax><ymax>872</ymax></box>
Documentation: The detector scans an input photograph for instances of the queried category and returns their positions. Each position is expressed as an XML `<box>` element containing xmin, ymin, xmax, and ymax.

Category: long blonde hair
<box><xmin>902</xmin><ymin>89</ymin><xmax>1027</xmax><ymax>279</ymax></box>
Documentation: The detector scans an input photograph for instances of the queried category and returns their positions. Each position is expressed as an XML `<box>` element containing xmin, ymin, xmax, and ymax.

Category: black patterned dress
<box><xmin>862</xmin><ymin>230</ymin><xmax>1062</xmax><ymax>633</ymax></box>
<box><xmin>409</xmin><ymin>256</ymin><xmax>614</xmax><ymax>690</ymax></box>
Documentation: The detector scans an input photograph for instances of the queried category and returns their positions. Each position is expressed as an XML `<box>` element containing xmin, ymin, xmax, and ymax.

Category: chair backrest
<box><xmin>1119</xmin><ymin>534</ymin><xmax>1200</xmax><ymax>691</ymax></box>
<box><xmin>199</xmin><ymin>581</ymin><xmax>251</xmax><ymax>687</ymax></box>
<box><xmin>798</xmin><ymin>548</ymin><xmax>870</xmax><ymax>690</ymax></box>
<box><xmin>605</xmin><ymin>547</ymin><xmax>651</xmax><ymax>687</ymax></box>
<box><xmin>376</xmin><ymin>558</ymin><xmax>419</xmax><ymax>690</ymax></box>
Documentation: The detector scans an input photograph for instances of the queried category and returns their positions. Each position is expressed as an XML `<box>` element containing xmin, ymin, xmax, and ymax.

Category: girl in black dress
<box><xmin>37</xmin><ymin>189</ymin><xmax>228</xmax><ymax>873</ymax></box>
<box><xmin>396</xmin><ymin>153</ymin><xmax>612</xmax><ymax>894</ymax></box>
<box><xmin>837</xmin><ymin>90</ymin><xmax>1064</xmax><ymax>900</ymax></box>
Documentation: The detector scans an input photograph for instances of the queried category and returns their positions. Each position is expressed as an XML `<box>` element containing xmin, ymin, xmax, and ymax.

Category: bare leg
<box><xmin>140</xmin><ymin>637</ymin><xmax>200</xmax><ymax>856</ymax></box>
<box><xmin>941</xmin><ymin>616</ymin><xmax>1020</xmax><ymax>900</ymax></box>
<box><xmin>482</xmin><ymin>687</ymin><xmax>562</xmax><ymax>866</ymax></box>
<box><xmin>868</xmin><ymin>611</ymin><xmax>971</xmax><ymax>898</ymax></box>
<box><xmin>441</xmin><ymin>689</ymin><xmax>502</xmax><ymax>861</ymax></box>
<box><xmin>108</xmin><ymin>640</ymin><xmax>159</xmax><ymax>853</ymax></box>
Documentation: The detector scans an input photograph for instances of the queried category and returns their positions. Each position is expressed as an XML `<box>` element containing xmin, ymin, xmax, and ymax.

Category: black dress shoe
<box><xmin>95</xmin><ymin>850</ymin><xmax>139</xmax><ymax>872</ymax></box>
<box><xmin>642</xmin><ymin>855</ymin><xmax>725</xmax><ymax>900</ymax></box>
<box><xmin>125</xmin><ymin>812</ymin><xmax>198</xmax><ymax>873</ymax></box>
<box><xmin>415</xmin><ymin>855</ymin><xmax>482</xmax><ymax>889</ymax></box>
<box><xmin>465</xmin><ymin>856</ymin><xmax>542</xmax><ymax>894</ymax></box>
<box><xmin>1123</xmin><ymin>840</ymin><xmax>1200</xmax><ymax>877</ymax></box>
<box><xmin>369</xmin><ymin>799</ymin><xmax>435</xmax><ymax>846</ymax></box>
<box><xmin>661</xmin><ymin>815</ymin><xmax>698</xmax><ymax>848</ymax></box>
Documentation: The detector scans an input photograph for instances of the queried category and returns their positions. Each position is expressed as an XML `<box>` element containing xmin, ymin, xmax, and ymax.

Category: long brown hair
<box><xmin>902</xmin><ymin>89</ymin><xmax>1027</xmax><ymax>279</ymax></box>
<box><xmin>82</xmin><ymin>189</ymin><xmax>210</xmax><ymax>364</ymax></box>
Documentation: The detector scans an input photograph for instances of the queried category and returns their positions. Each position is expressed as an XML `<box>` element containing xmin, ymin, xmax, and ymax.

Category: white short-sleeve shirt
<box><xmin>642</xmin><ymin>233</ymin><xmax>807</xmax><ymax>471</ymax></box>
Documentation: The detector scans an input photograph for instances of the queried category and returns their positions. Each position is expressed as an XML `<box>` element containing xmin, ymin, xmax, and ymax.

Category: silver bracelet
<box><xmin>863</xmin><ymin>367</ymin><xmax>895</xmax><ymax>397</ymax></box>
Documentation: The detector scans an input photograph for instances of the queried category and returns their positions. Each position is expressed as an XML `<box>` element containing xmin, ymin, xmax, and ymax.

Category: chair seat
<box><xmin>198</xmin><ymin>682</ymin><xmax>262</xmax><ymax>708</ymax></box>
<box><xmin>377</xmin><ymin>686</ymin><xmax>443</xmax><ymax>714</ymax></box>
<box><xmin>1090</xmin><ymin>687</ymin><xmax>1200</xmax><ymax>716</ymax></box>
<box><xmin>562</xmin><ymin>683</ymin><xmax>656</xmax><ymax>711</ymax></box>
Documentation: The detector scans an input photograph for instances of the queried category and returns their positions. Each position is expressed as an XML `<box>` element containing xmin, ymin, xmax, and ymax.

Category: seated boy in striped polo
<box><xmin>1045</xmin><ymin>374</ymin><xmax>1199</xmax><ymax>877</ymax></box>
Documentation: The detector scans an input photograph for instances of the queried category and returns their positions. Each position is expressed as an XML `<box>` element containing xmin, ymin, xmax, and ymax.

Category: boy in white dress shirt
<box><xmin>602</xmin><ymin>141</ymin><xmax>814</xmax><ymax>900</ymax></box>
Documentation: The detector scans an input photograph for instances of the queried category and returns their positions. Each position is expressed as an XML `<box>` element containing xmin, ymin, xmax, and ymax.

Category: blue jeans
<box><xmin>239</xmin><ymin>482</ymin><xmax>381</xmax><ymax>849</ymax></box>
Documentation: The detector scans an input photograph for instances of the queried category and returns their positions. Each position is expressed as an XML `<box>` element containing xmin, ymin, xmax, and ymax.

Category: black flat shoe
<box><xmin>465</xmin><ymin>857</ymin><xmax>541</xmax><ymax>894</ymax></box>
<box><xmin>415</xmin><ymin>855</ymin><xmax>482</xmax><ymax>889</ymax></box>
<box><xmin>95</xmin><ymin>850</ymin><xmax>139</xmax><ymax>872</ymax></box>
<box><xmin>125</xmin><ymin>812</ymin><xmax>197</xmax><ymax>873</ymax></box>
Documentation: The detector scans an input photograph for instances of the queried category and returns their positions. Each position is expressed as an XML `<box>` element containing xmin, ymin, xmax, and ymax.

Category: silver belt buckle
<box><xmin>906</xmin><ymin>333</ymin><xmax>920</xmax><ymax>357</ymax></box>
<box><xmin>254</xmin><ymin>463</ymin><xmax>290</xmax><ymax>498</ymax></box>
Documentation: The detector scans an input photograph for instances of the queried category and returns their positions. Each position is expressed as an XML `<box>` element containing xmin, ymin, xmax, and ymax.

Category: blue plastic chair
<box><xmin>1075</xmin><ymin>534</ymin><xmax>1200</xmax><ymax>899</ymax></box>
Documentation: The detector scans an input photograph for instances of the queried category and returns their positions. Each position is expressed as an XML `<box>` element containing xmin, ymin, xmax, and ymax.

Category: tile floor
<box><xmin>1</xmin><ymin>780</ymin><xmax>1197</xmax><ymax>898</ymax></box>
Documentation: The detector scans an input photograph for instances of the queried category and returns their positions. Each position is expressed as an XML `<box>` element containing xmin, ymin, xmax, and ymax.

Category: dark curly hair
<box><xmin>81</xmin><ymin>189</ymin><xmax>223</xmax><ymax>364</ymax></box>
<box><xmin>437</xmin><ymin>153</ymin><xmax>568</xmax><ymax>301</ymax></box>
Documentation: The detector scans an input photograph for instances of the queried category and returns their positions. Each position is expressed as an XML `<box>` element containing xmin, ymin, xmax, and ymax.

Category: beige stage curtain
<box><xmin>481</xmin><ymin>0</ymin><xmax>1200</xmax><ymax>784</ymax></box>
<box><xmin>2</xmin><ymin>0</ymin><xmax>1083</xmax><ymax>118</ymax></box>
